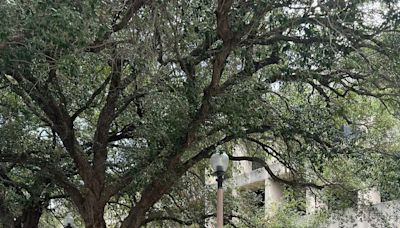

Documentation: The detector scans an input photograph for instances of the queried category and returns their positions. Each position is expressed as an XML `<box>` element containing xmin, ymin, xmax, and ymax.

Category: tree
<box><xmin>0</xmin><ymin>91</ymin><xmax>64</xmax><ymax>228</ymax></box>
<box><xmin>1</xmin><ymin>0</ymin><xmax>400</xmax><ymax>227</ymax></box>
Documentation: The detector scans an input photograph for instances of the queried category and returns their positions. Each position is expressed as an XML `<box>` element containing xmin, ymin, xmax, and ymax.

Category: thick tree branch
<box><xmin>0</xmin><ymin>35</ymin><xmax>24</xmax><ymax>50</ymax></box>
<box><xmin>7</xmin><ymin>71</ymin><xmax>93</xmax><ymax>183</ymax></box>
<box><xmin>86</xmin><ymin>0</ymin><xmax>147</xmax><ymax>52</ymax></box>
<box><xmin>220</xmin><ymin>54</ymin><xmax>280</xmax><ymax>92</ymax></box>
<box><xmin>182</xmin><ymin>0</ymin><xmax>237</xmax><ymax>148</ymax></box>
<box><xmin>92</xmin><ymin>56</ymin><xmax>123</xmax><ymax>190</ymax></box>
<box><xmin>216</xmin><ymin>0</ymin><xmax>234</xmax><ymax>43</ymax></box>
<box><xmin>184</xmin><ymin>125</ymin><xmax>273</xmax><ymax>169</ymax></box>
<box><xmin>245</xmin><ymin>137</ymin><xmax>292</xmax><ymax>170</ymax></box>
<box><xmin>229</xmin><ymin>156</ymin><xmax>324</xmax><ymax>189</ymax></box>
<box><xmin>71</xmin><ymin>74</ymin><xmax>112</xmax><ymax>120</ymax></box>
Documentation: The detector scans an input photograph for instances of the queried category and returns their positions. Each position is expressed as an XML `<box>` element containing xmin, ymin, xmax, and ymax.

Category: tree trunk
<box><xmin>0</xmin><ymin>211</ymin><xmax>15</xmax><ymax>228</ymax></box>
<box><xmin>0</xmin><ymin>220</ymin><xmax>15</xmax><ymax>228</ymax></box>
<box><xmin>79</xmin><ymin>194</ymin><xmax>107</xmax><ymax>228</ymax></box>
<box><xmin>120</xmin><ymin>206</ymin><xmax>147</xmax><ymax>228</ymax></box>
<box><xmin>82</xmin><ymin>209</ymin><xmax>107</xmax><ymax>228</ymax></box>
<box><xmin>14</xmin><ymin>205</ymin><xmax>42</xmax><ymax>228</ymax></box>
<box><xmin>0</xmin><ymin>191</ymin><xmax>15</xmax><ymax>228</ymax></box>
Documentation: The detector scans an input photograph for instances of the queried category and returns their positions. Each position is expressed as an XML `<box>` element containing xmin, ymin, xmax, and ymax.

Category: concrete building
<box><xmin>210</xmin><ymin>144</ymin><xmax>400</xmax><ymax>227</ymax></box>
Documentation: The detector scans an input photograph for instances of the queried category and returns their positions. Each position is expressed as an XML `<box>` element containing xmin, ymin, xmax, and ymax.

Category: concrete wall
<box><xmin>327</xmin><ymin>200</ymin><xmax>400</xmax><ymax>228</ymax></box>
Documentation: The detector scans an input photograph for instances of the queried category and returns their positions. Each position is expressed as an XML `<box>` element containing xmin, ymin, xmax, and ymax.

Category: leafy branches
<box><xmin>0</xmin><ymin>0</ymin><xmax>399</xmax><ymax>227</ymax></box>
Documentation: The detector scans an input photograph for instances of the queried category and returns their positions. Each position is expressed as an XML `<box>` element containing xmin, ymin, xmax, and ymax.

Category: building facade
<box><xmin>209</xmin><ymin>144</ymin><xmax>400</xmax><ymax>227</ymax></box>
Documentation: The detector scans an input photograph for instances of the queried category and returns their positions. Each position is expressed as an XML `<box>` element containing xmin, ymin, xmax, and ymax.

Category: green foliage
<box><xmin>231</xmin><ymin>186</ymin><xmax>328</xmax><ymax>228</ymax></box>
<box><xmin>1</xmin><ymin>0</ymin><xmax>400</xmax><ymax>227</ymax></box>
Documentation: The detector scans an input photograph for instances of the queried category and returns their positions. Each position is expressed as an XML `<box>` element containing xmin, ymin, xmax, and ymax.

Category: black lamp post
<box><xmin>210</xmin><ymin>152</ymin><xmax>229</xmax><ymax>228</ymax></box>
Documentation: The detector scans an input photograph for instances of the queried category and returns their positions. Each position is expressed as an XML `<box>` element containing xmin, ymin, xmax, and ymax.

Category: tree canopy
<box><xmin>1</xmin><ymin>0</ymin><xmax>400</xmax><ymax>227</ymax></box>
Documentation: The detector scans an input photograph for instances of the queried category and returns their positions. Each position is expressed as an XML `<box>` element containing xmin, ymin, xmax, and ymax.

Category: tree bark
<box><xmin>14</xmin><ymin>205</ymin><xmax>42</xmax><ymax>228</ymax></box>
<box><xmin>120</xmin><ymin>177</ymin><xmax>174</xmax><ymax>228</ymax></box>
<box><xmin>0</xmin><ymin>185</ymin><xmax>15</xmax><ymax>228</ymax></box>
<box><xmin>81</xmin><ymin>206</ymin><xmax>107</xmax><ymax>228</ymax></box>
<box><xmin>78</xmin><ymin>187</ymin><xmax>107</xmax><ymax>228</ymax></box>
<box><xmin>120</xmin><ymin>157</ymin><xmax>186</xmax><ymax>228</ymax></box>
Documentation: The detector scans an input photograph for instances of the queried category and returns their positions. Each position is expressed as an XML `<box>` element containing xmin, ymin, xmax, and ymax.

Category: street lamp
<box><xmin>63</xmin><ymin>213</ymin><xmax>74</xmax><ymax>228</ymax></box>
<box><xmin>210</xmin><ymin>152</ymin><xmax>229</xmax><ymax>228</ymax></box>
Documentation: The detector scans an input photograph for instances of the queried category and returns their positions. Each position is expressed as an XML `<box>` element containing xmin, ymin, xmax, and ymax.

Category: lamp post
<box><xmin>63</xmin><ymin>213</ymin><xmax>74</xmax><ymax>228</ymax></box>
<box><xmin>210</xmin><ymin>152</ymin><xmax>229</xmax><ymax>228</ymax></box>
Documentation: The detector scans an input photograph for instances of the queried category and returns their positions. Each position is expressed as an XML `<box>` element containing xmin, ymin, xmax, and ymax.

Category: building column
<box><xmin>306</xmin><ymin>189</ymin><xmax>327</xmax><ymax>214</ymax></box>
<box><xmin>264</xmin><ymin>178</ymin><xmax>283</xmax><ymax>217</ymax></box>
<box><xmin>358</xmin><ymin>187</ymin><xmax>381</xmax><ymax>206</ymax></box>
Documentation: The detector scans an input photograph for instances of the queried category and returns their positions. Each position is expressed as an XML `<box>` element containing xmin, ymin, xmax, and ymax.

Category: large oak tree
<box><xmin>1</xmin><ymin>0</ymin><xmax>399</xmax><ymax>227</ymax></box>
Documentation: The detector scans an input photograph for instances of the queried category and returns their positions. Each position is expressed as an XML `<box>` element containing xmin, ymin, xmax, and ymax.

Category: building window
<box><xmin>252</xmin><ymin>188</ymin><xmax>265</xmax><ymax>208</ymax></box>
<box><xmin>251</xmin><ymin>161</ymin><xmax>263</xmax><ymax>170</ymax></box>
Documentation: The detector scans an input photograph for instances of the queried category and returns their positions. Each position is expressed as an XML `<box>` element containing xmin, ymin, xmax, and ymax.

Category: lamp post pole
<box><xmin>210</xmin><ymin>152</ymin><xmax>229</xmax><ymax>228</ymax></box>
<box><xmin>216</xmin><ymin>172</ymin><xmax>224</xmax><ymax>228</ymax></box>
